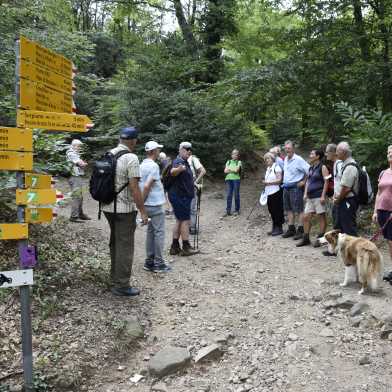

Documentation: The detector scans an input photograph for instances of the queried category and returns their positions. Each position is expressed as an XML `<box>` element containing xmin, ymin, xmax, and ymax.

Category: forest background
<box><xmin>1</xmin><ymin>0</ymin><xmax>392</xmax><ymax>189</ymax></box>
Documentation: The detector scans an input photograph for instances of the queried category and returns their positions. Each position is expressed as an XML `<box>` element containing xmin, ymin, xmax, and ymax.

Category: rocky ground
<box><xmin>1</xmin><ymin>178</ymin><xmax>392</xmax><ymax>392</ymax></box>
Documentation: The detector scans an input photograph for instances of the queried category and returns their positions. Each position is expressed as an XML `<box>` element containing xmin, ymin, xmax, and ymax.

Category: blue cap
<box><xmin>120</xmin><ymin>126</ymin><xmax>138</xmax><ymax>140</ymax></box>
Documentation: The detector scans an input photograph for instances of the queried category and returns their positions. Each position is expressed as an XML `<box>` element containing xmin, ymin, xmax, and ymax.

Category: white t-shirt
<box><xmin>139</xmin><ymin>158</ymin><xmax>165</xmax><ymax>206</ymax></box>
<box><xmin>264</xmin><ymin>163</ymin><xmax>282</xmax><ymax>196</ymax></box>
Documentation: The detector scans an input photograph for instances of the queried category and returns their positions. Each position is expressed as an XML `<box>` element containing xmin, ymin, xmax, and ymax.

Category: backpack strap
<box><xmin>341</xmin><ymin>162</ymin><xmax>360</xmax><ymax>195</ymax></box>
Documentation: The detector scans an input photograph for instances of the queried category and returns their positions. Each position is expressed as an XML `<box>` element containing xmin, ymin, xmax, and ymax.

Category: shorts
<box><xmin>283</xmin><ymin>187</ymin><xmax>304</xmax><ymax>213</ymax></box>
<box><xmin>304</xmin><ymin>197</ymin><xmax>326</xmax><ymax>214</ymax></box>
<box><xmin>377</xmin><ymin>210</ymin><xmax>392</xmax><ymax>241</ymax></box>
<box><xmin>168</xmin><ymin>192</ymin><xmax>192</xmax><ymax>221</ymax></box>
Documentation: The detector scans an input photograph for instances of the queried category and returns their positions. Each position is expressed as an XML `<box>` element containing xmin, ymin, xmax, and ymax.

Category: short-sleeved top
<box><xmin>264</xmin><ymin>163</ymin><xmax>282</xmax><ymax>196</ymax></box>
<box><xmin>170</xmin><ymin>156</ymin><xmax>195</xmax><ymax>199</ymax></box>
<box><xmin>225</xmin><ymin>160</ymin><xmax>242</xmax><ymax>181</ymax></box>
<box><xmin>283</xmin><ymin>153</ymin><xmax>310</xmax><ymax>185</ymax></box>
<box><xmin>188</xmin><ymin>155</ymin><xmax>203</xmax><ymax>180</ymax></box>
<box><xmin>339</xmin><ymin>157</ymin><xmax>359</xmax><ymax>198</ymax></box>
<box><xmin>333</xmin><ymin>160</ymin><xmax>343</xmax><ymax>197</ymax></box>
<box><xmin>139</xmin><ymin>158</ymin><xmax>165</xmax><ymax>206</ymax></box>
<box><xmin>102</xmin><ymin>144</ymin><xmax>140</xmax><ymax>213</ymax></box>
<box><xmin>376</xmin><ymin>169</ymin><xmax>392</xmax><ymax>211</ymax></box>
<box><xmin>276</xmin><ymin>156</ymin><xmax>285</xmax><ymax>171</ymax></box>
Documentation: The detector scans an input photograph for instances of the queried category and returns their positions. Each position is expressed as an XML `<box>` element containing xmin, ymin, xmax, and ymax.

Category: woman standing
<box><xmin>224</xmin><ymin>149</ymin><xmax>242</xmax><ymax>216</ymax></box>
<box><xmin>373</xmin><ymin>145</ymin><xmax>392</xmax><ymax>282</ymax></box>
<box><xmin>297</xmin><ymin>149</ymin><xmax>329</xmax><ymax>247</ymax></box>
<box><xmin>263</xmin><ymin>152</ymin><xmax>284</xmax><ymax>235</ymax></box>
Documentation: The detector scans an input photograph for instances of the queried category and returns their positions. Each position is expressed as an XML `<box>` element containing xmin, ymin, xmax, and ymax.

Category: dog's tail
<box><xmin>361</xmin><ymin>249</ymin><xmax>383</xmax><ymax>291</ymax></box>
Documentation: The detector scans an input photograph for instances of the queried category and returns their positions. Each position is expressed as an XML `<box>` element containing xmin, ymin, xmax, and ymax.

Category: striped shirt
<box><xmin>102</xmin><ymin>144</ymin><xmax>141</xmax><ymax>213</ymax></box>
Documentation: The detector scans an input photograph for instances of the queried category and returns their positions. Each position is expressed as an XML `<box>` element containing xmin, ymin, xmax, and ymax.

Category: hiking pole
<box><xmin>247</xmin><ymin>198</ymin><xmax>260</xmax><ymax>220</ymax></box>
<box><xmin>194</xmin><ymin>187</ymin><xmax>202</xmax><ymax>249</ymax></box>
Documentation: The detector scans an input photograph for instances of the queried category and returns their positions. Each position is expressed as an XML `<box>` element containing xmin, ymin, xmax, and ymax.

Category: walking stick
<box><xmin>246</xmin><ymin>198</ymin><xmax>260</xmax><ymax>220</ymax></box>
<box><xmin>194</xmin><ymin>187</ymin><xmax>202</xmax><ymax>249</ymax></box>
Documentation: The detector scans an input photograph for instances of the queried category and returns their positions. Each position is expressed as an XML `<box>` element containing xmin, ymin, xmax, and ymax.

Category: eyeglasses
<box><xmin>184</xmin><ymin>147</ymin><xmax>192</xmax><ymax>151</ymax></box>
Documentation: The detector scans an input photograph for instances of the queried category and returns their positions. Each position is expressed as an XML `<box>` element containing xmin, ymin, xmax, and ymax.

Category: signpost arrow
<box><xmin>25</xmin><ymin>173</ymin><xmax>53</xmax><ymax>189</ymax></box>
<box><xmin>25</xmin><ymin>208</ymin><xmax>53</xmax><ymax>224</ymax></box>
<box><xmin>0</xmin><ymin>151</ymin><xmax>33</xmax><ymax>171</ymax></box>
<box><xmin>0</xmin><ymin>270</ymin><xmax>33</xmax><ymax>288</ymax></box>
<box><xmin>16</xmin><ymin>189</ymin><xmax>57</xmax><ymax>205</ymax></box>
<box><xmin>17</xmin><ymin>110</ymin><xmax>93</xmax><ymax>132</ymax></box>
<box><xmin>0</xmin><ymin>127</ymin><xmax>33</xmax><ymax>152</ymax></box>
<box><xmin>0</xmin><ymin>223</ymin><xmax>28</xmax><ymax>240</ymax></box>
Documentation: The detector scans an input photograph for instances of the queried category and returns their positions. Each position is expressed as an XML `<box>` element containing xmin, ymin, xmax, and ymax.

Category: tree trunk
<box><xmin>172</xmin><ymin>0</ymin><xmax>197</xmax><ymax>54</ymax></box>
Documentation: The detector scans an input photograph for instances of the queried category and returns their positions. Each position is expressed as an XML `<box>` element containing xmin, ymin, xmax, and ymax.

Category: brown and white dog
<box><xmin>323</xmin><ymin>230</ymin><xmax>383</xmax><ymax>295</ymax></box>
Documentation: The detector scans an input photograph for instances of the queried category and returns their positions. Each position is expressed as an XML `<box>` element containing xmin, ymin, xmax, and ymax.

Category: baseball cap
<box><xmin>145</xmin><ymin>141</ymin><xmax>164</xmax><ymax>151</ymax></box>
<box><xmin>179</xmin><ymin>141</ymin><xmax>192</xmax><ymax>150</ymax></box>
<box><xmin>120</xmin><ymin>126</ymin><xmax>138</xmax><ymax>140</ymax></box>
<box><xmin>71</xmin><ymin>139</ymin><xmax>83</xmax><ymax>146</ymax></box>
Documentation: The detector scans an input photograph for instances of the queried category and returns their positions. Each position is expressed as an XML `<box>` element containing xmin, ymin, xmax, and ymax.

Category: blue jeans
<box><xmin>226</xmin><ymin>180</ymin><xmax>240</xmax><ymax>213</ymax></box>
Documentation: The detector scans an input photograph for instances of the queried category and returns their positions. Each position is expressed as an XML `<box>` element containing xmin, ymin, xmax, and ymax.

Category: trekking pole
<box><xmin>194</xmin><ymin>187</ymin><xmax>202</xmax><ymax>249</ymax></box>
<box><xmin>246</xmin><ymin>198</ymin><xmax>260</xmax><ymax>220</ymax></box>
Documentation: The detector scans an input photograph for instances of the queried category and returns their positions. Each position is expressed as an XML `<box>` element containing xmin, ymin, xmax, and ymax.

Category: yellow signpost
<box><xmin>25</xmin><ymin>173</ymin><xmax>52</xmax><ymax>189</ymax></box>
<box><xmin>25</xmin><ymin>208</ymin><xmax>53</xmax><ymax>224</ymax></box>
<box><xmin>19</xmin><ymin>79</ymin><xmax>73</xmax><ymax>113</ymax></box>
<box><xmin>17</xmin><ymin>110</ymin><xmax>92</xmax><ymax>133</ymax></box>
<box><xmin>0</xmin><ymin>223</ymin><xmax>28</xmax><ymax>240</ymax></box>
<box><xmin>16</xmin><ymin>189</ymin><xmax>57</xmax><ymax>206</ymax></box>
<box><xmin>20</xmin><ymin>36</ymin><xmax>73</xmax><ymax>79</ymax></box>
<box><xmin>19</xmin><ymin>60</ymin><xmax>73</xmax><ymax>95</ymax></box>
<box><xmin>0</xmin><ymin>127</ymin><xmax>33</xmax><ymax>152</ymax></box>
<box><xmin>0</xmin><ymin>151</ymin><xmax>33</xmax><ymax>171</ymax></box>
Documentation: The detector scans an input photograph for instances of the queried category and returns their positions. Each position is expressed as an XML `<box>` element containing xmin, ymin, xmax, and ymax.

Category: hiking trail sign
<box><xmin>0</xmin><ymin>151</ymin><xmax>33</xmax><ymax>171</ymax></box>
<box><xmin>0</xmin><ymin>127</ymin><xmax>33</xmax><ymax>152</ymax></box>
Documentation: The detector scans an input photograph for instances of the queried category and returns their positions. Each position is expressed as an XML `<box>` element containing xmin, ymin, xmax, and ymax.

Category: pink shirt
<box><xmin>376</xmin><ymin>169</ymin><xmax>392</xmax><ymax>211</ymax></box>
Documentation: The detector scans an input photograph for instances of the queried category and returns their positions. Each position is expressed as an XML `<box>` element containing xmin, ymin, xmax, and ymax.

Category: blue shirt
<box><xmin>283</xmin><ymin>153</ymin><xmax>309</xmax><ymax>186</ymax></box>
<box><xmin>276</xmin><ymin>156</ymin><xmax>284</xmax><ymax>171</ymax></box>
<box><xmin>170</xmin><ymin>156</ymin><xmax>195</xmax><ymax>199</ymax></box>
<box><xmin>139</xmin><ymin>158</ymin><xmax>166</xmax><ymax>206</ymax></box>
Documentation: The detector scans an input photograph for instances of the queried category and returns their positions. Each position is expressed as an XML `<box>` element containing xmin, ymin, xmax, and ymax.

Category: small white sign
<box><xmin>0</xmin><ymin>269</ymin><xmax>33</xmax><ymax>288</ymax></box>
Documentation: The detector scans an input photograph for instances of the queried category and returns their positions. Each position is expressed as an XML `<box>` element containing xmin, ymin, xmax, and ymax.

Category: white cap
<box><xmin>71</xmin><ymin>139</ymin><xmax>83</xmax><ymax>146</ymax></box>
<box><xmin>145</xmin><ymin>141</ymin><xmax>163</xmax><ymax>152</ymax></box>
<box><xmin>179</xmin><ymin>141</ymin><xmax>192</xmax><ymax>150</ymax></box>
<box><xmin>159</xmin><ymin>152</ymin><xmax>167</xmax><ymax>160</ymax></box>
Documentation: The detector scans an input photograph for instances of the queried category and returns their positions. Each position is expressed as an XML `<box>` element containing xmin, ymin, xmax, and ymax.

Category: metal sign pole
<box><xmin>15</xmin><ymin>36</ymin><xmax>34</xmax><ymax>392</ymax></box>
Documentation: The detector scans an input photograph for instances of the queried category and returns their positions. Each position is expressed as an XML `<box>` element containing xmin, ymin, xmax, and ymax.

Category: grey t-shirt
<box><xmin>339</xmin><ymin>157</ymin><xmax>359</xmax><ymax>198</ymax></box>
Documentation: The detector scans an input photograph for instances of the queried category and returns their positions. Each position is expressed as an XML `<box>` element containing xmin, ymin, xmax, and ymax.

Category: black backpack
<box><xmin>342</xmin><ymin>162</ymin><xmax>373</xmax><ymax>205</ymax></box>
<box><xmin>161</xmin><ymin>161</ymin><xmax>174</xmax><ymax>191</ymax></box>
<box><xmin>89</xmin><ymin>150</ymin><xmax>130</xmax><ymax>218</ymax></box>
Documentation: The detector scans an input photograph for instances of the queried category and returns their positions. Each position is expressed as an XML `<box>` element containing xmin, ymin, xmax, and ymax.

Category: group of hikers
<box><xmin>66</xmin><ymin>129</ymin><xmax>392</xmax><ymax>297</ymax></box>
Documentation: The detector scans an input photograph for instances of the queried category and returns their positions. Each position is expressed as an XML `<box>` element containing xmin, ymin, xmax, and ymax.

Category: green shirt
<box><xmin>225</xmin><ymin>159</ymin><xmax>242</xmax><ymax>181</ymax></box>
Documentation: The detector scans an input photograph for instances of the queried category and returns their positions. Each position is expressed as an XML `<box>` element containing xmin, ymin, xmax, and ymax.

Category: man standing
<box><xmin>102</xmin><ymin>127</ymin><xmax>148</xmax><ymax>297</ymax></box>
<box><xmin>332</xmin><ymin>141</ymin><xmax>359</xmax><ymax>237</ymax></box>
<box><xmin>180</xmin><ymin>142</ymin><xmax>206</xmax><ymax>235</ymax></box>
<box><xmin>168</xmin><ymin>143</ymin><xmax>199</xmax><ymax>256</ymax></box>
<box><xmin>66</xmin><ymin>139</ymin><xmax>90</xmax><ymax>222</ymax></box>
<box><xmin>282</xmin><ymin>140</ymin><xmax>310</xmax><ymax>239</ymax></box>
<box><xmin>140</xmin><ymin>141</ymin><xmax>171</xmax><ymax>273</ymax></box>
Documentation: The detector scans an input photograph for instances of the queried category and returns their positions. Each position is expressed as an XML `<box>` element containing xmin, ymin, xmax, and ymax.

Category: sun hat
<box><xmin>145</xmin><ymin>141</ymin><xmax>163</xmax><ymax>151</ymax></box>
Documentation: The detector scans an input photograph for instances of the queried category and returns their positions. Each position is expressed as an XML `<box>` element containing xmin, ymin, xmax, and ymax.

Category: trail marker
<box><xmin>0</xmin><ymin>151</ymin><xmax>33</xmax><ymax>171</ymax></box>
<box><xmin>0</xmin><ymin>270</ymin><xmax>33</xmax><ymax>288</ymax></box>
<box><xmin>0</xmin><ymin>223</ymin><xmax>28</xmax><ymax>240</ymax></box>
<box><xmin>0</xmin><ymin>127</ymin><xmax>33</xmax><ymax>152</ymax></box>
<box><xmin>16</xmin><ymin>189</ymin><xmax>57</xmax><ymax>205</ymax></box>
<box><xmin>25</xmin><ymin>208</ymin><xmax>53</xmax><ymax>224</ymax></box>
<box><xmin>25</xmin><ymin>173</ymin><xmax>52</xmax><ymax>189</ymax></box>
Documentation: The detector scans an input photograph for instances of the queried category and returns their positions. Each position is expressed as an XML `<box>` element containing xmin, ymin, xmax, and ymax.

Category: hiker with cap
<box><xmin>102</xmin><ymin>126</ymin><xmax>148</xmax><ymax>297</ymax></box>
<box><xmin>180</xmin><ymin>142</ymin><xmax>206</xmax><ymax>235</ymax></box>
<box><xmin>140</xmin><ymin>141</ymin><xmax>171</xmax><ymax>273</ymax></box>
<box><xmin>168</xmin><ymin>142</ymin><xmax>199</xmax><ymax>256</ymax></box>
<box><xmin>66</xmin><ymin>139</ymin><xmax>91</xmax><ymax>222</ymax></box>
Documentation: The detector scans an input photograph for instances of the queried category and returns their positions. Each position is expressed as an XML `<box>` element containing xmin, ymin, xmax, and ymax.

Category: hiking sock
<box><xmin>172</xmin><ymin>239</ymin><xmax>180</xmax><ymax>247</ymax></box>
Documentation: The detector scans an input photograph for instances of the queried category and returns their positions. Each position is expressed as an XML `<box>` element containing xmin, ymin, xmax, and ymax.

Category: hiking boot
<box><xmin>169</xmin><ymin>244</ymin><xmax>181</xmax><ymax>255</ymax></box>
<box><xmin>153</xmin><ymin>262</ymin><xmax>172</xmax><ymax>273</ymax></box>
<box><xmin>271</xmin><ymin>226</ymin><xmax>283</xmax><ymax>236</ymax></box>
<box><xmin>296</xmin><ymin>234</ymin><xmax>310</xmax><ymax>247</ymax></box>
<box><xmin>70</xmin><ymin>217</ymin><xmax>84</xmax><ymax>223</ymax></box>
<box><xmin>267</xmin><ymin>225</ymin><xmax>275</xmax><ymax>236</ymax></box>
<box><xmin>223</xmin><ymin>211</ymin><xmax>232</xmax><ymax>217</ymax></box>
<box><xmin>322</xmin><ymin>250</ymin><xmax>336</xmax><ymax>257</ymax></box>
<box><xmin>293</xmin><ymin>226</ymin><xmax>304</xmax><ymax>240</ymax></box>
<box><xmin>79</xmin><ymin>214</ymin><xmax>92</xmax><ymax>220</ymax></box>
<box><xmin>233</xmin><ymin>211</ymin><xmax>240</xmax><ymax>216</ymax></box>
<box><xmin>313</xmin><ymin>233</ymin><xmax>324</xmax><ymax>248</ymax></box>
<box><xmin>143</xmin><ymin>261</ymin><xmax>155</xmax><ymax>272</ymax></box>
<box><xmin>282</xmin><ymin>225</ymin><xmax>296</xmax><ymax>238</ymax></box>
<box><xmin>180</xmin><ymin>243</ymin><xmax>199</xmax><ymax>256</ymax></box>
<box><xmin>111</xmin><ymin>287</ymin><xmax>140</xmax><ymax>297</ymax></box>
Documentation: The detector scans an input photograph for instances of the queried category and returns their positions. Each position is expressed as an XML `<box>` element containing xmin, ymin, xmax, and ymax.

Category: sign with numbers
<box><xmin>25</xmin><ymin>208</ymin><xmax>53</xmax><ymax>224</ymax></box>
<box><xmin>0</xmin><ymin>151</ymin><xmax>33</xmax><ymax>171</ymax></box>
<box><xmin>25</xmin><ymin>173</ymin><xmax>52</xmax><ymax>189</ymax></box>
<box><xmin>0</xmin><ymin>127</ymin><xmax>33</xmax><ymax>152</ymax></box>
<box><xmin>19</xmin><ymin>59</ymin><xmax>73</xmax><ymax>95</ymax></box>
<box><xmin>16</xmin><ymin>189</ymin><xmax>57</xmax><ymax>205</ymax></box>
<box><xmin>20</xmin><ymin>36</ymin><xmax>73</xmax><ymax>78</ymax></box>
<box><xmin>19</xmin><ymin>79</ymin><xmax>73</xmax><ymax>113</ymax></box>
<box><xmin>0</xmin><ymin>223</ymin><xmax>28</xmax><ymax>240</ymax></box>
<box><xmin>17</xmin><ymin>110</ymin><xmax>92</xmax><ymax>133</ymax></box>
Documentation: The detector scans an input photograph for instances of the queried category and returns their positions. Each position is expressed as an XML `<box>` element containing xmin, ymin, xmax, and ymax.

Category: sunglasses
<box><xmin>184</xmin><ymin>147</ymin><xmax>192</xmax><ymax>151</ymax></box>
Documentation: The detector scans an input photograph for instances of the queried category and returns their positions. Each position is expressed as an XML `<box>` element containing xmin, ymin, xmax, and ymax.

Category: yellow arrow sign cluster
<box><xmin>0</xmin><ymin>224</ymin><xmax>28</xmax><ymax>240</ymax></box>
<box><xmin>0</xmin><ymin>127</ymin><xmax>33</xmax><ymax>152</ymax></box>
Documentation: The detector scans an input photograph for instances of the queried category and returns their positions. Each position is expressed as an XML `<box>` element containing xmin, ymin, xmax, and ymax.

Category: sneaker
<box><xmin>271</xmin><ymin>226</ymin><xmax>283</xmax><ymax>236</ymax></box>
<box><xmin>233</xmin><ymin>211</ymin><xmax>240</xmax><ymax>216</ymax></box>
<box><xmin>79</xmin><ymin>214</ymin><xmax>92</xmax><ymax>220</ymax></box>
<box><xmin>169</xmin><ymin>245</ymin><xmax>181</xmax><ymax>255</ymax></box>
<box><xmin>293</xmin><ymin>227</ymin><xmax>304</xmax><ymax>240</ymax></box>
<box><xmin>322</xmin><ymin>250</ymin><xmax>336</xmax><ymax>257</ymax></box>
<box><xmin>223</xmin><ymin>212</ymin><xmax>232</xmax><ymax>217</ymax></box>
<box><xmin>111</xmin><ymin>287</ymin><xmax>140</xmax><ymax>297</ymax></box>
<box><xmin>153</xmin><ymin>262</ymin><xmax>172</xmax><ymax>273</ymax></box>
<box><xmin>282</xmin><ymin>226</ymin><xmax>296</xmax><ymax>238</ymax></box>
<box><xmin>143</xmin><ymin>262</ymin><xmax>155</xmax><ymax>272</ymax></box>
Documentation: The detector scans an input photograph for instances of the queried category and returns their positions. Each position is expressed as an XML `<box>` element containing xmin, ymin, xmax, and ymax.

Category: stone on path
<box><xmin>194</xmin><ymin>344</ymin><xmax>223</xmax><ymax>363</ymax></box>
<box><xmin>149</xmin><ymin>346</ymin><xmax>191</xmax><ymax>377</ymax></box>
<box><xmin>121</xmin><ymin>316</ymin><xmax>144</xmax><ymax>343</ymax></box>
<box><xmin>152</xmin><ymin>382</ymin><xmax>168</xmax><ymax>392</ymax></box>
<box><xmin>359</xmin><ymin>355</ymin><xmax>371</xmax><ymax>365</ymax></box>
<box><xmin>319</xmin><ymin>328</ymin><xmax>334</xmax><ymax>338</ymax></box>
<box><xmin>350</xmin><ymin>302</ymin><xmax>369</xmax><ymax>317</ymax></box>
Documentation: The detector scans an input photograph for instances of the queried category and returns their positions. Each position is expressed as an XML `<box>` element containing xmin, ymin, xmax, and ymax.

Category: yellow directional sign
<box><xmin>0</xmin><ymin>223</ymin><xmax>28</xmax><ymax>240</ymax></box>
<box><xmin>16</xmin><ymin>189</ymin><xmax>57</xmax><ymax>206</ymax></box>
<box><xmin>19</xmin><ymin>79</ymin><xmax>73</xmax><ymax>113</ymax></box>
<box><xmin>20</xmin><ymin>36</ymin><xmax>73</xmax><ymax>79</ymax></box>
<box><xmin>25</xmin><ymin>208</ymin><xmax>53</xmax><ymax>224</ymax></box>
<box><xmin>0</xmin><ymin>127</ymin><xmax>33</xmax><ymax>152</ymax></box>
<box><xmin>20</xmin><ymin>59</ymin><xmax>73</xmax><ymax>95</ymax></box>
<box><xmin>17</xmin><ymin>110</ymin><xmax>92</xmax><ymax>133</ymax></box>
<box><xmin>0</xmin><ymin>151</ymin><xmax>33</xmax><ymax>171</ymax></box>
<box><xmin>25</xmin><ymin>173</ymin><xmax>52</xmax><ymax>189</ymax></box>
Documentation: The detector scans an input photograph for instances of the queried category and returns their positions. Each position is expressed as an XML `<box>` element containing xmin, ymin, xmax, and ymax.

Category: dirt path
<box><xmin>61</xmin><ymin>179</ymin><xmax>392</xmax><ymax>392</ymax></box>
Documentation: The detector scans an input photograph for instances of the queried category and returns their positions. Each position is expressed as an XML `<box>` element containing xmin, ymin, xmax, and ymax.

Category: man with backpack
<box><xmin>333</xmin><ymin>142</ymin><xmax>360</xmax><ymax>236</ymax></box>
<box><xmin>100</xmin><ymin>127</ymin><xmax>148</xmax><ymax>297</ymax></box>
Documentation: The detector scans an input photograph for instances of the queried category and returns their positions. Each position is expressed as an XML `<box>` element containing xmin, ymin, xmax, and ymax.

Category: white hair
<box><xmin>337</xmin><ymin>141</ymin><xmax>352</xmax><ymax>156</ymax></box>
<box><xmin>71</xmin><ymin>139</ymin><xmax>83</xmax><ymax>147</ymax></box>
<box><xmin>159</xmin><ymin>152</ymin><xmax>167</xmax><ymax>160</ymax></box>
